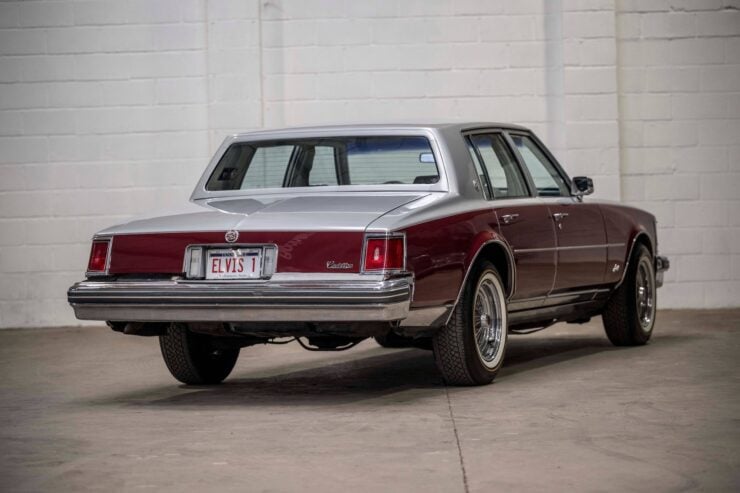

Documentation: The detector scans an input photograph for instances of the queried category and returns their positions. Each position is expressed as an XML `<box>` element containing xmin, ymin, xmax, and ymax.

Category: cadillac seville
<box><xmin>68</xmin><ymin>123</ymin><xmax>669</xmax><ymax>386</ymax></box>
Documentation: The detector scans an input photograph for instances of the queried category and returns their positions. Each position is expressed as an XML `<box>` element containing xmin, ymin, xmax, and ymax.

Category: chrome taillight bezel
<box><xmin>360</xmin><ymin>232</ymin><xmax>407</xmax><ymax>274</ymax></box>
<box><xmin>86</xmin><ymin>236</ymin><xmax>112</xmax><ymax>277</ymax></box>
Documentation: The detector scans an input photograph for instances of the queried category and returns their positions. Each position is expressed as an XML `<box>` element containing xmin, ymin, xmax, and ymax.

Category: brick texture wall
<box><xmin>0</xmin><ymin>0</ymin><xmax>737</xmax><ymax>327</ymax></box>
<box><xmin>616</xmin><ymin>0</ymin><xmax>740</xmax><ymax>307</ymax></box>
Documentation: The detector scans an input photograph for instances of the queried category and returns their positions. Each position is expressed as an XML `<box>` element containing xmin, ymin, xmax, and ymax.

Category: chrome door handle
<box><xmin>501</xmin><ymin>213</ymin><xmax>519</xmax><ymax>224</ymax></box>
<box><xmin>552</xmin><ymin>212</ymin><xmax>569</xmax><ymax>221</ymax></box>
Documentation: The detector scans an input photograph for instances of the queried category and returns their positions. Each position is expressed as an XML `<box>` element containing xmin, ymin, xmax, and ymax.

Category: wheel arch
<box><xmin>446</xmin><ymin>236</ymin><xmax>516</xmax><ymax>325</ymax></box>
<box><xmin>615</xmin><ymin>230</ymin><xmax>654</xmax><ymax>289</ymax></box>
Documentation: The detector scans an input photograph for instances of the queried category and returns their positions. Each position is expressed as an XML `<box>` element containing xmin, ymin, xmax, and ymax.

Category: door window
<box><xmin>510</xmin><ymin>135</ymin><xmax>570</xmax><ymax>197</ymax></box>
<box><xmin>468</xmin><ymin>134</ymin><xmax>529</xmax><ymax>199</ymax></box>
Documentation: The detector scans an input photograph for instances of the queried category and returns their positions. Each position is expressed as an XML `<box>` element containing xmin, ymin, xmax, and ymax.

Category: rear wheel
<box><xmin>433</xmin><ymin>262</ymin><xmax>508</xmax><ymax>386</ymax></box>
<box><xmin>159</xmin><ymin>323</ymin><xmax>239</xmax><ymax>385</ymax></box>
<box><xmin>602</xmin><ymin>244</ymin><xmax>656</xmax><ymax>346</ymax></box>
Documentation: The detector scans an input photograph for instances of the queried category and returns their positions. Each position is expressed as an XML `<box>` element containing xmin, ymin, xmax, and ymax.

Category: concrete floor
<box><xmin>0</xmin><ymin>310</ymin><xmax>738</xmax><ymax>493</ymax></box>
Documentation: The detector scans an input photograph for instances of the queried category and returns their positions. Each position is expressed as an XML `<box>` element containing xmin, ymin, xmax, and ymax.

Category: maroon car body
<box><xmin>68</xmin><ymin>123</ymin><xmax>669</xmax><ymax>386</ymax></box>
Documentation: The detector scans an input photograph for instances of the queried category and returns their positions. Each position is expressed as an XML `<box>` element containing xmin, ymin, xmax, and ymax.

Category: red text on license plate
<box><xmin>206</xmin><ymin>249</ymin><xmax>261</xmax><ymax>279</ymax></box>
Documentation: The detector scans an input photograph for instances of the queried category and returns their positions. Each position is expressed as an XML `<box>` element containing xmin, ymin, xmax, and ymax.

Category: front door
<box><xmin>548</xmin><ymin>199</ymin><xmax>607</xmax><ymax>292</ymax></box>
<box><xmin>508</xmin><ymin>132</ymin><xmax>608</xmax><ymax>296</ymax></box>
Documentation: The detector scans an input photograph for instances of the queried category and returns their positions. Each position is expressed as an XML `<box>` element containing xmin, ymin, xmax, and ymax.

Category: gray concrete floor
<box><xmin>0</xmin><ymin>310</ymin><xmax>738</xmax><ymax>492</ymax></box>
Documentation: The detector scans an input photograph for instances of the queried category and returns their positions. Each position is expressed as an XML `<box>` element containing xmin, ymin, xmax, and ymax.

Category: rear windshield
<box><xmin>206</xmin><ymin>136</ymin><xmax>440</xmax><ymax>191</ymax></box>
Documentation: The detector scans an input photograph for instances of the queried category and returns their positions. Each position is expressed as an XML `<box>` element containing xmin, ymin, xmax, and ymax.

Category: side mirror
<box><xmin>572</xmin><ymin>176</ymin><xmax>594</xmax><ymax>197</ymax></box>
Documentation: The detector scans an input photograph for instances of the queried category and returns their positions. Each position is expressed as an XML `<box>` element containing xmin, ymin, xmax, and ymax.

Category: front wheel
<box><xmin>602</xmin><ymin>244</ymin><xmax>656</xmax><ymax>346</ymax></box>
<box><xmin>159</xmin><ymin>324</ymin><xmax>239</xmax><ymax>385</ymax></box>
<box><xmin>433</xmin><ymin>262</ymin><xmax>508</xmax><ymax>386</ymax></box>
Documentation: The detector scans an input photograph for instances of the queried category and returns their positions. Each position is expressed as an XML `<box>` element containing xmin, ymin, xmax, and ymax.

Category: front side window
<box><xmin>510</xmin><ymin>134</ymin><xmax>570</xmax><ymax>197</ymax></box>
<box><xmin>467</xmin><ymin>133</ymin><xmax>529</xmax><ymax>199</ymax></box>
<box><xmin>205</xmin><ymin>136</ymin><xmax>439</xmax><ymax>191</ymax></box>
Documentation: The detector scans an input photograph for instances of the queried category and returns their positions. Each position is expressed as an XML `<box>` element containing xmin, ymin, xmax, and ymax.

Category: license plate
<box><xmin>206</xmin><ymin>248</ymin><xmax>262</xmax><ymax>280</ymax></box>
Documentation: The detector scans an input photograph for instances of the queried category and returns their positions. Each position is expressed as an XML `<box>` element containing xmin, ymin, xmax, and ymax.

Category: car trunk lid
<box><xmin>102</xmin><ymin>193</ymin><xmax>426</xmax><ymax>275</ymax></box>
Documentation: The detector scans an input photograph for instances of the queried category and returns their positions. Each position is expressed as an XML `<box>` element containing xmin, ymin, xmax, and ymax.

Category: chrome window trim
<box><xmin>191</xmin><ymin>128</ymin><xmax>451</xmax><ymax>201</ymax></box>
<box><xmin>462</xmin><ymin>129</ymin><xmax>536</xmax><ymax>200</ymax></box>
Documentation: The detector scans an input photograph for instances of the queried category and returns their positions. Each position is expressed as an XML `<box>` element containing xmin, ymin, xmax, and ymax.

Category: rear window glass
<box><xmin>205</xmin><ymin>136</ymin><xmax>439</xmax><ymax>191</ymax></box>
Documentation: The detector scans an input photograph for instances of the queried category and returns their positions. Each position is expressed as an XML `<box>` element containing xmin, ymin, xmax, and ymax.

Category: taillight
<box><xmin>363</xmin><ymin>236</ymin><xmax>405</xmax><ymax>272</ymax></box>
<box><xmin>87</xmin><ymin>239</ymin><xmax>110</xmax><ymax>273</ymax></box>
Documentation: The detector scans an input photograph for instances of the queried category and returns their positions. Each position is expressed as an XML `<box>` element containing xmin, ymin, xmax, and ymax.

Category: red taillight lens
<box><xmin>87</xmin><ymin>240</ymin><xmax>109</xmax><ymax>272</ymax></box>
<box><xmin>363</xmin><ymin>237</ymin><xmax>404</xmax><ymax>271</ymax></box>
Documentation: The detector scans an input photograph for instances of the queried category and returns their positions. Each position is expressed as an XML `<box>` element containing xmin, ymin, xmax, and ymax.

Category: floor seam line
<box><xmin>445</xmin><ymin>385</ymin><xmax>469</xmax><ymax>493</ymax></box>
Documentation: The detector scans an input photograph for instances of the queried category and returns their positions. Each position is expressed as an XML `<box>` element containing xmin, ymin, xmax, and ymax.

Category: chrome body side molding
<box><xmin>514</xmin><ymin>243</ymin><xmax>625</xmax><ymax>254</ymax></box>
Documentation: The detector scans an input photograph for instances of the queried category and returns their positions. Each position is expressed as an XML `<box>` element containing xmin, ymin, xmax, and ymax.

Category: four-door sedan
<box><xmin>68</xmin><ymin>123</ymin><xmax>669</xmax><ymax>386</ymax></box>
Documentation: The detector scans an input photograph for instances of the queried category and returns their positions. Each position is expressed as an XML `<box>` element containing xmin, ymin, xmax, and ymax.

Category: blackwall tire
<box><xmin>602</xmin><ymin>244</ymin><xmax>656</xmax><ymax>346</ymax></box>
<box><xmin>432</xmin><ymin>262</ymin><xmax>508</xmax><ymax>386</ymax></box>
<box><xmin>159</xmin><ymin>323</ymin><xmax>239</xmax><ymax>385</ymax></box>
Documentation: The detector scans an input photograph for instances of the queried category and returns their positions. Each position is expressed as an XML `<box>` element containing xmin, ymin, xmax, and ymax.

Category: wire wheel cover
<box><xmin>636</xmin><ymin>259</ymin><xmax>655</xmax><ymax>331</ymax></box>
<box><xmin>473</xmin><ymin>273</ymin><xmax>505</xmax><ymax>368</ymax></box>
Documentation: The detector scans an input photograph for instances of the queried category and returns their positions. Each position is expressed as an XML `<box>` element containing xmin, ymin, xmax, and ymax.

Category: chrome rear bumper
<box><xmin>68</xmin><ymin>277</ymin><xmax>412</xmax><ymax>323</ymax></box>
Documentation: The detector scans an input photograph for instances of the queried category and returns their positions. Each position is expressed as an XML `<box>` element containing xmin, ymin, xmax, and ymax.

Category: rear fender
<box><xmin>445</xmin><ymin>232</ymin><xmax>516</xmax><ymax>325</ymax></box>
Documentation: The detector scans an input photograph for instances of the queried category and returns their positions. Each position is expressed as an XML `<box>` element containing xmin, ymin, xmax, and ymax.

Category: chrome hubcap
<box><xmin>636</xmin><ymin>259</ymin><xmax>655</xmax><ymax>330</ymax></box>
<box><xmin>473</xmin><ymin>275</ymin><xmax>504</xmax><ymax>366</ymax></box>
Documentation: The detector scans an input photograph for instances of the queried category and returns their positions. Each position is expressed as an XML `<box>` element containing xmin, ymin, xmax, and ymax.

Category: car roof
<box><xmin>231</xmin><ymin>122</ymin><xmax>530</xmax><ymax>139</ymax></box>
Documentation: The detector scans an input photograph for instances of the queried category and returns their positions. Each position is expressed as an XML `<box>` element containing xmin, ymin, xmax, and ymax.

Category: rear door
<box><xmin>508</xmin><ymin>132</ymin><xmax>608</xmax><ymax>293</ymax></box>
<box><xmin>466</xmin><ymin>132</ymin><xmax>556</xmax><ymax>302</ymax></box>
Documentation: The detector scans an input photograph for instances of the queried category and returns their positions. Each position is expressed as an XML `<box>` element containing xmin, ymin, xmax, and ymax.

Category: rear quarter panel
<box><xmin>403</xmin><ymin>209</ymin><xmax>500</xmax><ymax>308</ymax></box>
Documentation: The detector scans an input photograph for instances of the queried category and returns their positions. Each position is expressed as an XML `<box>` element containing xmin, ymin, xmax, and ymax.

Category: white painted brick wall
<box><xmin>617</xmin><ymin>0</ymin><xmax>740</xmax><ymax>308</ymax></box>
<box><xmin>0</xmin><ymin>0</ymin><xmax>737</xmax><ymax>328</ymax></box>
<box><xmin>0</xmin><ymin>0</ymin><xmax>212</xmax><ymax>327</ymax></box>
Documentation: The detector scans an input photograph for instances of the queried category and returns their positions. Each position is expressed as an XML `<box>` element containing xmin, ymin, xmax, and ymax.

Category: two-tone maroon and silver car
<box><xmin>68</xmin><ymin>123</ymin><xmax>669</xmax><ymax>386</ymax></box>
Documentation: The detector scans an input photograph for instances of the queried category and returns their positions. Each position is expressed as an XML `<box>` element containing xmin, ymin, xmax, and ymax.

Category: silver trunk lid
<box><xmin>97</xmin><ymin>193</ymin><xmax>429</xmax><ymax>235</ymax></box>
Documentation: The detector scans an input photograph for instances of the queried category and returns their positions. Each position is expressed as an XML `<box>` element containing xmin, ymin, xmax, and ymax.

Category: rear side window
<box><xmin>308</xmin><ymin>146</ymin><xmax>339</xmax><ymax>186</ymax></box>
<box><xmin>242</xmin><ymin>146</ymin><xmax>294</xmax><ymax>189</ymax></box>
<box><xmin>205</xmin><ymin>136</ymin><xmax>439</xmax><ymax>191</ymax></box>
<box><xmin>467</xmin><ymin>134</ymin><xmax>529</xmax><ymax>199</ymax></box>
